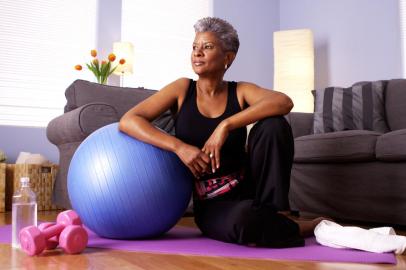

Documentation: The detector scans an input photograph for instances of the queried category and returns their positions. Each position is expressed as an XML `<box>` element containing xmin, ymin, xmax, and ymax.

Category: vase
<box><xmin>96</xmin><ymin>76</ymin><xmax>108</xmax><ymax>85</ymax></box>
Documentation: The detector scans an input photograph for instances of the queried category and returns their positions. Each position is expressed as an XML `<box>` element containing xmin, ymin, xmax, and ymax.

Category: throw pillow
<box><xmin>312</xmin><ymin>81</ymin><xmax>389</xmax><ymax>134</ymax></box>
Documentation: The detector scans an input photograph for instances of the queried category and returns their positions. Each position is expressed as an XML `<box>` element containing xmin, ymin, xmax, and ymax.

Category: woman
<box><xmin>119</xmin><ymin>17</ymin><xmax>321</xmax><ymax>247</ymax></box>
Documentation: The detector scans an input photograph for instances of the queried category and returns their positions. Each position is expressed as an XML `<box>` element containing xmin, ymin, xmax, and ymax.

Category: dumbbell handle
<box><xmin>41</xmin><ymin>223</ymin><xmax>66</xmax><ymax>239</ymax></box>
<box><xmin>38</xmin><ymin>210</ymin><xmax>83</xmax><ymax>239</ymax></box>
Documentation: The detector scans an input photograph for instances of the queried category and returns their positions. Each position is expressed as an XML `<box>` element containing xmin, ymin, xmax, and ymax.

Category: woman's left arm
<box><xmin>223</xmin><ymin>81</ymin><xmax>293</xmax><ymax>130</ymax></box>
<box><xmin>202</xmin><ymin>82</ymin><xmax>293</xmax><ymax>171</ymax></box>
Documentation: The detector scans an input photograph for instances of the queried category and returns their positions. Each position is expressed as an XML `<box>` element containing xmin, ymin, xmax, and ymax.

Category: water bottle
<box><xmin>11</xmin><ymin>177</ymin><xmax>37</xmax><ymax>248</ymax></box>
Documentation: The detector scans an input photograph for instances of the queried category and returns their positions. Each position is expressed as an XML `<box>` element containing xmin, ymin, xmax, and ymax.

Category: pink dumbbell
<box><xmin>19</xmin><ymin>210</ymin><xmax>88</xmax><ymax>256</ymax></box>
<box><xmin>58</xmin><ymin>225</ymin><xmax>88</xmax><ymax>254</ymax></box>
<box><xmin>38</xmin><ymin>222</ymin><xmax>59</xmax><ymax>250</ymax></box>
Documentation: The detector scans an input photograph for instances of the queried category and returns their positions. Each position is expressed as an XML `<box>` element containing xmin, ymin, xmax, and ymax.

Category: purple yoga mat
<box><xmin>0</xmin><ymin>224</ymin><xmax>396</xmax><ymax>264</ymax></box>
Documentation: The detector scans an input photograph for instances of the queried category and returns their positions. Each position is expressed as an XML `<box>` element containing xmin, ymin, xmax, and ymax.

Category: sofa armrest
<box><xmin>285</xmin><ymin>112</ymin><xmax>314</xmax><ymax>138</ymax></box>
<box><xmin>152</xmin><ymin>110</ymin><xmax>175</xmax><ymax>135</ymax></box>
<box><xmin>47</xmin><ymin>102</ymin><xmax>119</xmax><ymax>145</ymax></box>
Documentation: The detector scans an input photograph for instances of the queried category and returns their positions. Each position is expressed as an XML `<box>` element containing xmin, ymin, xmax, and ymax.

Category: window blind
<box><xmin>121</xmin><ymin>0</ymin><xmax>212</xmax><ymax>90</ymax></box>
<box><xmin>0</xmin><ymin>0</ymin><xmax>97</xmax><ymax>127</ymax></box>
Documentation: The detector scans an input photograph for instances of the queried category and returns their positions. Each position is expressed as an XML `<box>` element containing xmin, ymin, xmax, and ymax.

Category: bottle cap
<box><xmin>20</xmin><ymin>177</ymin><xmax>30</xmax><ymax>185</ymax></box>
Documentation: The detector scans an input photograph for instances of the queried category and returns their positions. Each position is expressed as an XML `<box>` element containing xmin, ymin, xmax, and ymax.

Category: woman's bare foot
<box><xmin>296</xmin><ymin>217</ymin><xmax>329</xmax><ymax>237</ymax></box>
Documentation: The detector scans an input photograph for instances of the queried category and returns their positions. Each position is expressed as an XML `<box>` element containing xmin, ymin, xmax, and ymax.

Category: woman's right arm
<box><xmin>119</xmin><ymin>78</ymin><xmax>210</xmax><ymax>177</ymax></box>
<box><xmin>119</xmin><ymin>78</ymin><xmax>187</xmax><ymax>152</ymax></box>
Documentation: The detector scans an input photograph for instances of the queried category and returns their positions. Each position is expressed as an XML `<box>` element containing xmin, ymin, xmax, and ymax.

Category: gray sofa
<box><xmin>286</xmin><ymin>79</ymin><xmax>406</xmax><ymax>225</ymax></box>
<box><xmin>49</xmin><ymin>79</ymin><xmax>406</xmax><ymax>226</ymax></box>
<box><xmin>47</xmin><ymin>80</ymin><xmax>173</xmax><ymax>209</ymax></box>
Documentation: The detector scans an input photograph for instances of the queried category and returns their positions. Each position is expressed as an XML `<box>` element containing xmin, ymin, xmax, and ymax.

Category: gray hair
<box><xmin>194</xmin><ymin>17</ymin><xmax>239</xmax><ymax>54</ymax></box>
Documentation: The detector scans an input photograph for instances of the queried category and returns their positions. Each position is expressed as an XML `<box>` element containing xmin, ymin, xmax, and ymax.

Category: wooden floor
<box><xmin>1</xmin><ymin>211</ymin><xmax>405</xmax><ymax>270</ymax></box>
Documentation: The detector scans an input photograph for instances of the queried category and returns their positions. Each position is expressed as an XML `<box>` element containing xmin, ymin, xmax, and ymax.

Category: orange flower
<box><xmin>108</xmin><ymin>53</ymin><xmax>116</xmax><ymax>62</ymax></box>
<box><xmin>76</xmin><ymin>50</ymin><xmax>127</xmax><ymax>84</ymax></box>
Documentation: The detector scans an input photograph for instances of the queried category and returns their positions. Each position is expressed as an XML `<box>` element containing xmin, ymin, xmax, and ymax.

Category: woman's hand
<box><xmin>175</xmin><ymin>143</ymin><xmax>211</xmax><ymax>178</ymax></box>
<box><xmin>202</xmin><ymin>121</ymin><xmax>230</xmax><ymax>173</ymax></box>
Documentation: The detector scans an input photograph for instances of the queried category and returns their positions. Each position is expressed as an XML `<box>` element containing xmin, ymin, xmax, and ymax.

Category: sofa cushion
<box><xmin>294</xmin><ymin>130</ymin><xmax>381</xmax><ymax>163</ymax></box>
<box><xmin>65</xmin><ymin>79</ymin><xmax>156</xmax><ymax>117</ymax></box>
<box><xmin>312</xmin><ymin>81</ymin><xmax>388</xmax><ymax>134</ymax></box>
<box><xmin>385</xmin><ymin>79</ymin><xmax>406</xmax><ymax>131</ymax></box>
<box><xmin>376</xmin><ymin>129</ymin><xmax>406</xmax><ymax>161</ymax></box>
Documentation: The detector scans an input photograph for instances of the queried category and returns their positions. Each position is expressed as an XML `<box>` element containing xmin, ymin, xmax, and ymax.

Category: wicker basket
<box><xmin>0</xmin><ymin>163</ymin><xmax>5</xmax><ymax>212</ymax></box>
<box><xmin>5</xmin><ymin>164</ymin><xmax>62</xmax><ymax>211</ymax></box>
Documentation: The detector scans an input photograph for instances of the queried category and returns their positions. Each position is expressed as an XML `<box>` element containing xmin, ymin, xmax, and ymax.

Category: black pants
<box><xmin>193</xmin><ymin>116</ymin><xmax>304</xmax><ymax>247</ymax></box>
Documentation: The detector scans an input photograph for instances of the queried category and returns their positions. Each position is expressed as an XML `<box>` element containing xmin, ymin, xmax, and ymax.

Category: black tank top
<box><xmin>175</xmin><ymin>79</ymin><xmax>247</xmax><ymax>180</ymax></box>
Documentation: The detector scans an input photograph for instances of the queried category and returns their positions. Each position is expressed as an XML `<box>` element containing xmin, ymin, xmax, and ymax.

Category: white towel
<box><xmin>314</xmin><ymin>220</ymin><xmax>406</xmax><ymax>254</ymax></box>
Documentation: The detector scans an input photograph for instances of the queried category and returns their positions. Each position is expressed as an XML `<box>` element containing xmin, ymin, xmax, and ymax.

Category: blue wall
<box><xmin>0</xmin><ymin>125</ymin><xmax>58</xmax><ymax>163</ymax></box>
<box><xmin>280</xmin><ymin>0</ymin><xmax>402</xmax><ymax>88</ymax></box>
<box><xmin>213</xmin><ymin>0</ymin><xmax>279</xmax><ymax>88</ymax></box>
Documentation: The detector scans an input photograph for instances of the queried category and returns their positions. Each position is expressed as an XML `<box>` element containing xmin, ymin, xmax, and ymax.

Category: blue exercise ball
<box><xmin>68</xmin><ymin>122</ymin><xmax>192</xmax><ymax>239</ymax></box>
